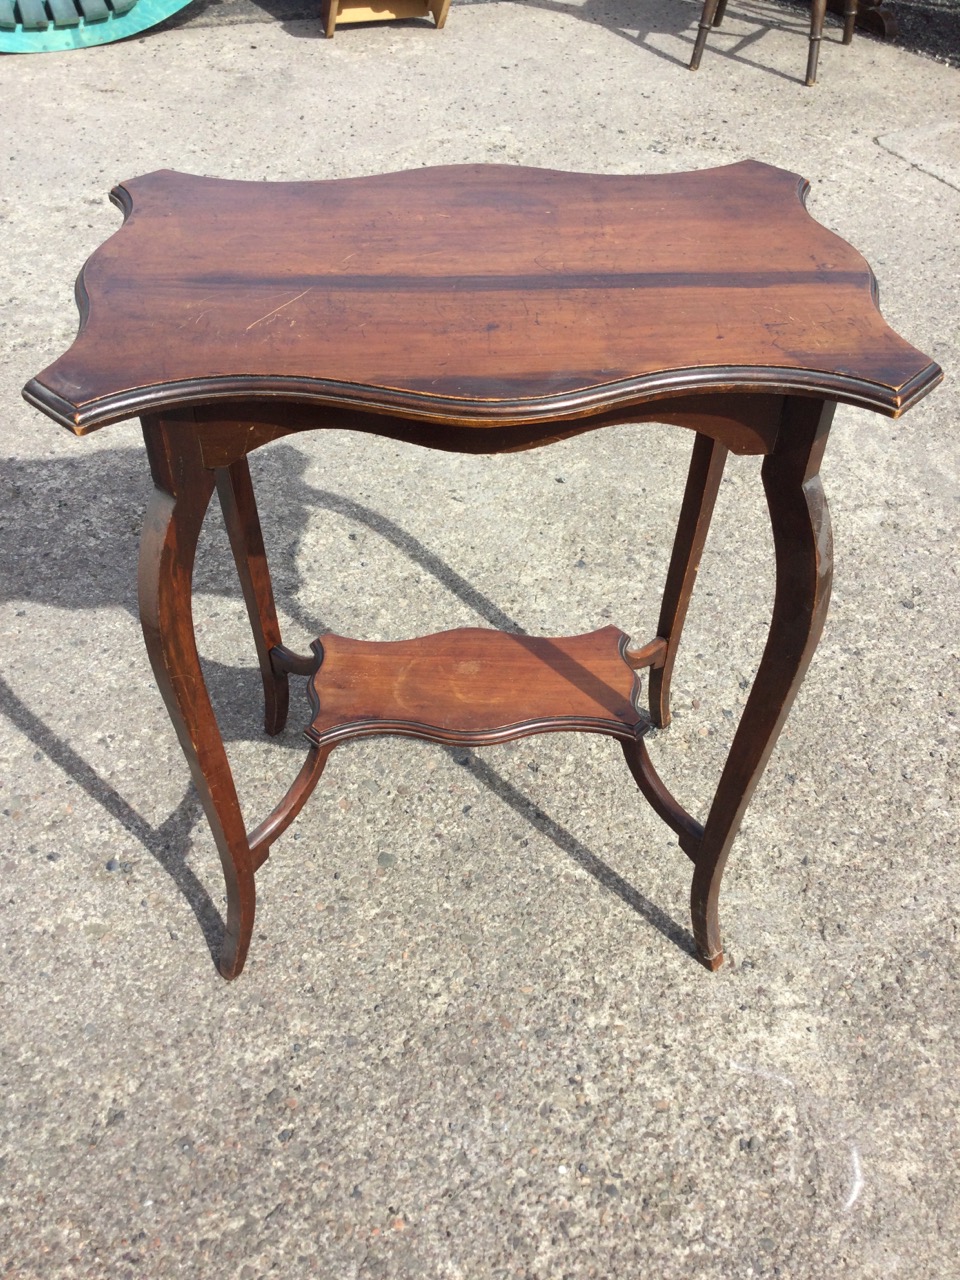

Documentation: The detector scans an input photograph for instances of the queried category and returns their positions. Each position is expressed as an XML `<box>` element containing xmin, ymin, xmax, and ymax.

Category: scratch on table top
<box><xmin>245</xmin><ymin>288</ymin><xmax>313</xmax><ymax>331</ymax></box>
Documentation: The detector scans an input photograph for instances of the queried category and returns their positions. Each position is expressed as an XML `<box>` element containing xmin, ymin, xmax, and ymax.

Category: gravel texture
<box><xmin>2</xmin><ymin>4</ymin><xmax>959</xmax><ymax>1278</ymax></box>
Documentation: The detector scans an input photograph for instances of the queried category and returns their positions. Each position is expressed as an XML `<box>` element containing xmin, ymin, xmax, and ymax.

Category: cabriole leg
<box><xmin>139</xmin><ymin>413</ymin><xmax>257</xmax><ymax>979</ymax></box>
<box><xmin>691</xmin><ymin>398</ymin><xmax>835</xmax><ymax>968</ymax></box>
<box><xmin>649</xmin><ymin>432</ymin><xmax>728</xmax><ymax>729</ymax></box>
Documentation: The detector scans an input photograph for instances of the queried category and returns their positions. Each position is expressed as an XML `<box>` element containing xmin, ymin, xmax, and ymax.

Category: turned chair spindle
<box><xmin>689</xmin><ymin>0</ymin><xmax>859</xmax><ymax>86</ymax></box>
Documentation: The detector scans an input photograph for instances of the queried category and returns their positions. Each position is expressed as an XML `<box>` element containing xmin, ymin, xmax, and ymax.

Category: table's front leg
<box><xmin>691</xmin><ymin>397</ymin><xmax>835</xmax><ymax>968</ymax></box>
<box><xmin>139</xmin><ymin>412</ymin><xmax>256</xmax><ymax>979</ymax></box>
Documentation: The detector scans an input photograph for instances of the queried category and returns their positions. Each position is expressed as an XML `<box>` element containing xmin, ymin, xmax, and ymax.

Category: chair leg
<box><xmin>842</xmin><ymin>0</ymin><xmax>858</xmax><ymax>43</ymax></box>
<box><xmin>690</xmin><ymin>0</ymin><xmax>723</xmax><ymax>70</ymax></box>
<box><xmin>713</xmin><ymin>0</ymin><xmax>728</xmax><ymax>24</ymax></box>
<box><xmin>806</xmin><ymin>0</ymin><xmax>828</xmax><ymax>85</ymax></box>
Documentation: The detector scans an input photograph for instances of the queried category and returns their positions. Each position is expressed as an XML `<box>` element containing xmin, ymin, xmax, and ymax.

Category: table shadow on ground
<box><xmin>1</xmin><ymin>441</ymin><xmax>695</xmax><ymax>968</ymax></box>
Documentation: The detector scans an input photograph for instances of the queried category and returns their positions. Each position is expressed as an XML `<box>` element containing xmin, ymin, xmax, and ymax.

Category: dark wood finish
<box><xmin>690</xmin><ymin>0</ymin><xmax>858</xmax><ymax>86</ymax></box>
<box><xmin>807</xmin><ymin>0</ymin><xmax>830</xmax><ymax>85</ymax></box>
<box><xmin>305</xmin><ymin>627</ymin><xmax>649</xmax><ymax>749</ymax></box>
<box><xmin>621</xmin><ymin>738</ymin><xmax>704</xmax><ymax>850</ymax></box>
<box><xmin>648</xmin><ymin>432</ymin><xmax>728</xmax><ymax>730</ymax></box>
<box><xmin>24</xmin><ymin>163</ymin><xmax>938</xmax><ymax>433</ymax></box>
<box><xmin>215</xmin><ymin>457</ymin><xmax>289</xmax><ymax>735</ymax></box>
<box><xmin>837</xmin><ymin>0</ymin><xmax>896</xmax><ymax>39</ymax></box>
<box><xmin>815</xmin><ymin>0</ymin><xmax>895</xmax><ymax>39</ymax></box>
<box><xmin>247</xmin><ymin>745</ymin><xmax>331</xmax><ymax>867</ymax></box>
<box><xmin>842</xmin><ymin>0</ymin><xmax>858</xmax><ymax>42</ymax></box>
<box><xmin>623</xmin><ymin>636</ymin><xmax>667</xmax><ymax>671</ymax></box>
<box><xmin>271</xmin><ymin>644</ymin><xmax>321</xmax><ymax>678</ymax></box>
<box><xmin>138</xmin><ymin>411</ymin><xmax>256</xmax><ymax>979</ymax></box>
<box><xmin>22</xmin><ymin>164</ymin><xmax>941</xmax><ymax>978</ymax></box>
<box><xmin>690</xmin><ymin>0</ymin><xmax>721</xmax><ymax>69</ymax></box>
<box><xmin>188</xmin><ymin>393</ymin><xmax>787</xmax><ymax>461</ymax></box>
<box><xmin>690</xmin><ymin>397</ymin><xmax>835</xmax><ymax>968</ymax></box>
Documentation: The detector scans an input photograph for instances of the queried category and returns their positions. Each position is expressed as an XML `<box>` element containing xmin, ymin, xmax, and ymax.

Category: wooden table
<box><xmin>24</xmin><ymin>161</ymin><xmax>941</xmax><ymax>979</ymax></box>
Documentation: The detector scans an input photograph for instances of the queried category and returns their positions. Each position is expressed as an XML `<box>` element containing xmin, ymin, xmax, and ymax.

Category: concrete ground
<box><xmin>1</xmin><ymin>2</ymin><xmax>959</xmax><ymax>1277</ymax></box>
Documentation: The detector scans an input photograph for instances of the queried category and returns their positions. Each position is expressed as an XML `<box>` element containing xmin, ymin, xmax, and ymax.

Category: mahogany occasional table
<box><xmin>23</xmin><ymin>162</ymin><xmax>941</xmax><ymax>979</ymax></box>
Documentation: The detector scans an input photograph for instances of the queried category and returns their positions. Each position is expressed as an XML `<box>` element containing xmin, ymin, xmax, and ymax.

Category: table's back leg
<box><xmin>140</xmin><ymin>414</ymin><xmax>257</xmax><ymax>979</ymax></box>
<box><xmin>691</xmin><ymin>398</ymin><xmax>835</xmax><ymax>968</ymax></box>
<box><xmin>648</xmin><ymin>432</ymin><xmax>728</xmax><ymax>728</ymax></box>
<box><xmin>215</xmin><ymin>457</ymin><xmax>291</xmax><ymax>736</ymax></box>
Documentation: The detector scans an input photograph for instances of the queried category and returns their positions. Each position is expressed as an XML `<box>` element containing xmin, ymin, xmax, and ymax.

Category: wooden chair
<box><xmin>689</xmin><ymin>0</ymin><xmax>859</xmax><ymax>86</ymax></box>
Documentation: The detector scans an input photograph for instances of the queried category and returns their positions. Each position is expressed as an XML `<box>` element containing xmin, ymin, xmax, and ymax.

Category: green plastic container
<box><xmin>0</xmin><ymin>0</ymin><xmax>193</xmax><ymax>51</ymax></box>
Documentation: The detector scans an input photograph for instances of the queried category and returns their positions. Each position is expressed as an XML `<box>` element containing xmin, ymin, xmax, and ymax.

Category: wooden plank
<box><xmin>111</xmin><ymin>0</ymin><xmax>138</xmax><ymax>12</ymax></box>
<box><xmin>333</xmin><ymin>0</ymin><xmax>430</xmax><ymax>24</ymax></box>
<box><xmin>48</xmin><ymin>0</ymin><xmax>80</xmax><ymax>26</ymax></box>
<box><xmin>0</xmin><ymin>0</ymin><xmax>18</xmax><ymax>29</ymax></box>
<box><xmin>17</xmin><ymin>0</ymin><xmax>51</xmax><ymax>30</ymax></box>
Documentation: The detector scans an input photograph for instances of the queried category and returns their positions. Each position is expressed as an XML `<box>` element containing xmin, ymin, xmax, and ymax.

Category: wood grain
<box><xmin>305</xmin><ymin>627</ymin><xmax>649</xmax><ymax>748</ymax></box>
<box><xmin>24</xmin><ymin>161</ymin><xmax>940</xmax><ymax>433</ymax></box>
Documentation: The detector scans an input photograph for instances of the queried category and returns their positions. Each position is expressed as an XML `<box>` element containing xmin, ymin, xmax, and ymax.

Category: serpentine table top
<box><xmin>24</xmin><ymin>160</ymin><xmax>938</xmax><ymax>433</ymax></box>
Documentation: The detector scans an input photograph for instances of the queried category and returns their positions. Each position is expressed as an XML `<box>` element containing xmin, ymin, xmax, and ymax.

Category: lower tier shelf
<box><xmin>305</xmin><ymin>625</ymin><xmax>650</xmax><ymax>749</ymax></box>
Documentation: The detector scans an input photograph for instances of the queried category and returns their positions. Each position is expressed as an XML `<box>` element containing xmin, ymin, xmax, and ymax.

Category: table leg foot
<box><xmin>262</xmin><ymin>676</ymin><xmax>289</xmax><ymax>738</ymax></box>
<box><xmin>217</xmin><ymin>886</ymin><xmax>257</xmax><ymax>980</ymax></box>
<box><xmin>691</xmin><ymin>867</ymin><xmax>725</xmax><ymax>969</ymax></box>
